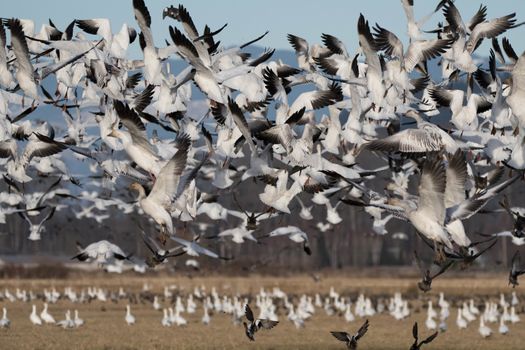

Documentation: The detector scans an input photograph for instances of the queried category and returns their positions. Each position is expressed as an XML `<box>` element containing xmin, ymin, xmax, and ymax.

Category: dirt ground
<box><xmin>0</xmin><ymin>273</ymin><xmax>523</xmax><ymax>349</ymax></box>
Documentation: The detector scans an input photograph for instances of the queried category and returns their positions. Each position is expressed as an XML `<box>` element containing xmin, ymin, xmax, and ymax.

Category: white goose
<box><xmin>30</xmin><ymin>304</ymin><xmax>42</xmax><ymax>325</ymax></box>
<box><xmin>479</xmin><ymin>315</ymin><xmax>492</xmax><ymax>338</ymax></box>
<box><xmin>40</xmin><ymin>303</ymin><xmax>56</xmax><ymax>324</ymax></box>
<box><xmin>125</xmin><ymin>305</ymin><xmax>135</xmax><ymax>325</ymax></box>
<box><xmin>0</xmin><ymin>307</ymin><xmax>10</xmax><ymax>328</ymax></box>
<box><xmin>56</xmin><ymin>310</ymin><xmax>74</xmax><ymax>329</ymax></box>
<box><xmin>130</xmin><ymin>133</ymin><xmax>191</xmax><ymax>238</ymax></box>
<box><xmin>73</xmin><ymin>310</ymin><xmax>84</xmax><ymax>328</ymax></box>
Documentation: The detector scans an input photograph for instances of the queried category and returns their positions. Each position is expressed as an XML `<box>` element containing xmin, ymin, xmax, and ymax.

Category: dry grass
<box><xmin>1</xmin><ymin>273</ymin><xmax>524</xmax><ymax>350</ymax></box>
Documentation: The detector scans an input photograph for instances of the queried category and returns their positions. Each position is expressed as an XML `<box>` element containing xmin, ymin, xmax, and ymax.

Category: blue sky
<box><xmin>5</xmin><ymin>0</ymin><xmax>525</xmax><ymax>56</ymax></box>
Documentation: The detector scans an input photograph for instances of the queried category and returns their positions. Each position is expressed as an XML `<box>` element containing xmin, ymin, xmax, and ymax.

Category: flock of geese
<box><xmin>0</xmin><ymin>283</ymin><xmax>523</xmax><ymax>347</ymax></box>
<box><xmin>0</xmin><ymin>0</ymin><xmax>525</xmax><ymax>345</ymax></box>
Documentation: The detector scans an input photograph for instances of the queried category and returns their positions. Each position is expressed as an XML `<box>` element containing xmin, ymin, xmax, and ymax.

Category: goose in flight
<box><xmin>170</xmin><ymin>235</ymin><xmax>229</xmax><ymax>260</ymax></box>
<box><xmin>414</xmin><ymin>250</ymin><xmax>454</xmax><ymax>292</ymax></box>
<box><xmin>509</xmin><ymin>250</ymin><xmax>525</xmax><ymax>287</ymax></box>
<box><xmin>330</xmin><ymin>319</ymin><xmax>369</xmax><ymax>349</ymax></box>
<box><xmin>109</xmin><ymin>100</ymin><xmax>162</xmax><ymax>176</ymax></box>
<box><xmin>363</xmin><ymin>110</ymin><xmax>458</xmax><ymax>154</ymax></box>
<box><xmin>243</xmin><ymin>304</ymin><xmax>278</xmax><ymax>341</ymax></box>
<box><xmin>264</xmin><ymin>226</ymin><xmax>311</xmax><ymax>255</ymax></box>
<box><xmin>71</xmin><ymin>240</ymin><xmax>131</xmax><ymax>265</ymax></box>
<box><xmin>140</xmin><ymin>228</ymin><xmax>186</xmax><ymax>267</ymax></box>
<box><xmin>409</xmin><ymin>322</ymin><xmax>438</xmax><ymax>350</ymax></box>
<box><xmin>129</xmin><ymin>133</ymin><xmax>191</xmax><ymax>240</ymax></box>
<box><xmin>8</xmin><ymin>18</ymin><xmax>101</xmax><ymax>100</ymax></box>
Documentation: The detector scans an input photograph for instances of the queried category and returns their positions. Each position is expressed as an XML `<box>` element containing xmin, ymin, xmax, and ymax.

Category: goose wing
<box><xmin>148</xmin><ymin>133</ymin><xmax>190</xmax><ymax>207</ymax></box>
<box><xmin>365</xmin><ymin>128</ymin><xmax>442</xmax><ymax>153</ymax></box>
<box><xmin>418</xmin><ymin>156</ymin><xmax>446</xmax><ymax>224</ymax></box>
<box><xmin>445</xmin><ymin>149</ymin><xmax>467</xmax><ymax>208</ymax></box>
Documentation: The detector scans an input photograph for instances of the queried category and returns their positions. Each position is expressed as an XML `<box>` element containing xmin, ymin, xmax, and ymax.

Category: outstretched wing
<box><xmin>420</xmin><ymin>331</ymin><xmax>438</xmax><ymax>345</ymax></box>
<box><xmin>330</xmin><ymin>331</ymin><xmax>350</xmax><ymax>342</ymax></box>
<box><xmin>355</xmin><ymin>319</ymin><xmax>369</xmax><ymax>340</ymax></box>
<box><xmin>257</xmin><ymin>319</ymin><xmax>279</xmax><ymax>330</ymax></box>
<box><xmin>244</xmin><ymin>304</ymin><xmax>254</xmax><ymax>322</ymax></box>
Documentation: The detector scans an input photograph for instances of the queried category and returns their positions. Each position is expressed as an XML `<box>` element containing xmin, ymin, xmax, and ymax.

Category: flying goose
<box><xmin>414</xmin><ymin>250</ymin><xmax>454</xmax><ymax>292</ymax></box>
<box><xmin>330</xmin><ymin>319</ymin><xmax>369</xmax><ymax>349</ymax></box>
<box><xmin>509</xmin><ymin>250</ymin><xmax>525</xmax><ymax>287</ymax></box>
<box><xmin>410</xmin><ymin>322</ymin><xmax>438</xmax><ymax>350</ymax></box>
<box><xmin>264</xmin><ymin>226</ymin><xmax>311</xmax><ymax>255</ymax></box>
<box><xmin>243</xmin><ymin>304</ymin><xmax>278</xmax><ymax>341</ymax></box>
<box><xmin>71</xmin><ymin>240</ymin><xmax>131</xmax><ymax>265</ymax></box>
<box><xmin>129</xmin><ymin>133</ymin><xmax>191</xmax><ymax>240</ymax></box>
<box><xmin>140</xmin><ymin>227</ymin><xmax>186</xmax><ymax>267</ymax></box>
<box><xmin>8</xmin><ymin>18</ymin><xmax>101</xmax><ymax>100</ymax></box>
<box><xmin>363</xmin><ymin>110</ymin><xmax>458</xmax><ymax>154</ymax></box>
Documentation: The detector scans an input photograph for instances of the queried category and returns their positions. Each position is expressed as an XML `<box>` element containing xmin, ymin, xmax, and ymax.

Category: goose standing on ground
<box><xmin>30</xmin><ymin>304</ymin><xmax>42</xmax><ymax>325</ymax></box>
<box><xmin>479</xmin><ymin>315</ymin><xmax>492</xmax><ymax>338</ymax></box>
<box><xmin>56</xmin><ymin>310</ymin><xmax>74</xmax><ymax>329</ymax></box>
<box><xmin>73</xmin><ymin>310</ymin><xmax>84</xmax><ymax>328</ymax></box>
<box><xmin>330</xmin><ymin>319</ymin><xmax>369</xmax><ymax>349</ymax></box>
<box><xmin>125</xmin><ymin>305</ymin><xmax>135</xmax><ymax>325</ymax></box>
<box><xmin>0</xmin><ymin>307</ymin><xmax>10</xmax><ymax>328</ymax></box>
<box><xmin>40</xmin><ymin>303</ymin><xmax>56</xmax><ymax>324</ymax></box>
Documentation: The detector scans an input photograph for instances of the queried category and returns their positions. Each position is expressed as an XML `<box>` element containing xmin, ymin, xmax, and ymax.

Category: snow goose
<box><xmin>125</xmin><ymin>305</ymin><xmax>135</xmax><ymax>325</ymax></box>
<box><xmin>141</xmin><ymin>228</ymin><xmax>186</xmax><ymax>267</ymax></box>
<box><xmin>456</xmin><ymin>308</ymin><xmax>467</xmax><ymax>329</ymax></box>
<box><xmin>129</xmin><ymin>133</ymin><xmax>191</xmax><ymax>239</ymax></box>
<box><xmin>161</xmin><ymin>308</ymin><xmax>171</xmax><ymax>327</ymax></box>
<box><xmin>357</xmin><ymin>14</ymin><xmax>385</xmax><ymax>110</ymax></box>
<box><xmin>258</xmin><ymin>170</ymin><xmax>303</xmax><ymax>214</ymax></box>
<box><xmin>30</xmin><ymin>304</ymin><xmax>42</xmax><ymax>325</ymax></box>
<box><xmin>428</xmin><ymin>86</ymin><xmax>491</xmax><ymax>131</ymax></box>
<box><xmin>410</xmin><ymin>322</ymin><xmax>438</xmax><ymax>350</ymax></box>
<box><xmin>400</xmin><ymin>0</ymin><xmax>448</xmax><ymax>41</ymax></box>
<box><xmin>110</xmin><ymin>100</ymin><xmax>162</xmax><ymax>176</ymax></box>
<box><xmin>330</xmin><ymin>319</ymin><xmax>369</xmax><ymax>349</ymax></box>
<box><xmin>243</xmin><ymin>304</ymin><xmax>278</xmax><ymax>342</ymax></box>
<box><xmin>76</xmin><ymin>19</ymin><xmax>136</xmax><ymax>59</ymax></box>
<box><xmin>479</xmin><ymin>315</ymin><xmax>492</xmax><ymax>338</ymax></box>
<box><xmin>265</xmin><ymin>226</ymin><xmax>311</xmax><ymax>255</ymax></box>
<box><xmin>373</xmin><ymin>23</ymin><xmax>453</xmax><ymax>73</ymax></box>
<box><xmin>56</xmin><ymin>310</ymin><xmax>74</xmax><ymax>329</ymax></box>
<box><xmin>363</xmin><ymin>156</ymin><xmax>455</xmax><ymax>252</ymax></box>
<box><xmin>0</xmin><ymin>307</ymin><xmax>10</xmax><ymax>328</ymax></box>
<box><xmin>499</xmin><ymin>315</ymin><xmax>509</xmax><ymax>335</ymax></box>
<box><xmin>170</xmin><ymin>235</ymin><xmax>227</xmax><ymax>260</ymax></box>
<box><xmin>40</xmin><ymin>303</ymin><xmax>56</xmax><ymax>324</ymax></box>
<box><xmin>73</xmin><ymin>310</ymin><xmax>84</xmax><ymax>328</ymax></box>
<box><xmin>71</xmin><ymin>240</ymin><xmax>131</xmax><ymax>265</ymax></box>
<box><xmin>202</xmin><ymin>305</ymin><xmax>210</xmax><ymax>325</ymax></box>
<box><xmin>9</xmin><ymin>18</ymin><xmax>100</xmax><ymax>101</ymax></box>
<box><xmin>509</xmin><ymin>250</ymin><xmax>525</xmax><ymax>287</ymax></box>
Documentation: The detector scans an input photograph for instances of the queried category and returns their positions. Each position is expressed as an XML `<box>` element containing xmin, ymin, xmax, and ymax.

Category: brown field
<box><xmin>1</xmin><ymin>273</ymin><xmax>524</xmax><ymax>350</ymax></box>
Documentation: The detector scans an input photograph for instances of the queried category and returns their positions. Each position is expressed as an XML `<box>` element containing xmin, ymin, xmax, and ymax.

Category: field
<box><xmin>1</xmin><ymin>272</ymin><xmax>524</xmax><ymax>350</ymax></box>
